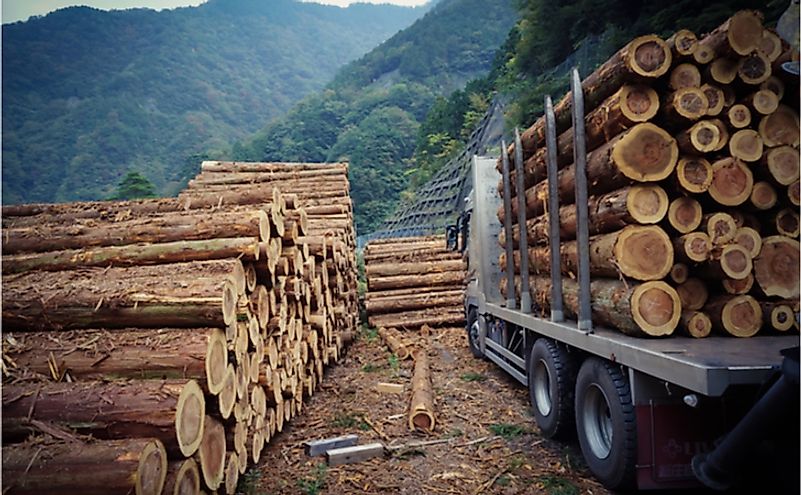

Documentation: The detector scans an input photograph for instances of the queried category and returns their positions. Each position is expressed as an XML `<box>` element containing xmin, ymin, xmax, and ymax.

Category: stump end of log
<box><xmin>176</xmin><ymin>379</ymin><xmax>206</xmax><ymax>458</ymax></box>
<box><xmin>630</xmin><ymin>281</ymin><xmax>681</xmax><ymax>336</ymax></box>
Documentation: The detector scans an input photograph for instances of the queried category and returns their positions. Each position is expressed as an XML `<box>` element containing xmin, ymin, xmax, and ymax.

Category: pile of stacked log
<box><xmin>499</xmin><ymin>10</ymin><xmax>799</xmax><ymax>338</ymax></box>
<box><xmin>363</xmin><ymin>235</ymin><xmax>466</xmax><ymax>330</ymax></box>
<box><xmin>1</xmin><ymin>161</ymin><xmax>358</xmax><ymax>494</ymax></box>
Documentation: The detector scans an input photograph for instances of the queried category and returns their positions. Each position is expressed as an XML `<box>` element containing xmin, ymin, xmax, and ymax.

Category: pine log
<box><xmin>759</xmin><ymin>105</ymin><xmax>800</xmax><ymax>147</ymax></box>
<box><xmin>368</xmin><ymin>307</ymin><xmax>464</xmax><ymax>329</ymax></box>
<box><xmin>722</xmin><ymin>272</ymin><xmax>754</xmax><ymax>295</ymax></box>
<box><xmin>761</xmin><ymin>146</ymin><xmax>800</xmax><ymax>185</ymax></box>
<box><xmin>200</xmin><ymin>161</ymin><xmax>347</xmax><ymax>173</ymax></box>
<box><xmin>366</xmin><ymin>290</ymin><xmax>463</xmax><ymax>314</ymax></box>
<box><xmin>669</xmin><ymin>63</ymin><xmax>702</xmax><ymax>90</ymax></box>
<box><xmin>667</xmin><ymin>29</ymin><xmax>698</xmax><ymax>57</ymax></box>
<box><xmin>2</xmin><ymin>210</ymin><xmax>269</xmax><ymax>255</ymax></box>
<box><xmin>670</xmin><ymin>263</ymin><xmax>690</xmax><ymax>284</ymax></box>
<box><xmin>737</xmin><ymin>50</ymin><xmax>772</xmax><ymax>85</ymax></box>
<box><xmin>188</xmin><ymin>167</ymin><xmax>346</xmax><ymax>186</ymax></box>
<box><xmin>377</xmin><ymin>327</ymin><xmax>411</xmax><ymax>360</ymax></box>
<box><xmin>760</xmin><ymin>76</ymin><xmax>785</xmax><ymax>100</ymax></box>
<box><xmin>702</xmin><ymin>212</ymin><xmax>738</xmax><ymax>246</ymax></box>
<box><xmin>662</xmin><ymin>87</ymin><xmax>708</xmax><ymax>123</ymax></box>
<box><xmin>503</xmin><ymin>123</ymin><xmax>678</xmax><ymax>220</ymax></box>
<box><xmin>2</xmin><ymin>237</ymin><xmax>260</xmax><ymax>275</ymax></box>
<box><xmin>705</xmin><ymin>295</ymin><xmax>763</xmax><ymax>337</ymax></box>
<box><xmin>367</xmin><ymin>271</ymin><xmax>465</xmax><ymax>291</ymax></box>
<box><xmin>677</xmin><ymin>120</ymin><xmax>720</xmax><ymax>154</ymax></box>
<box><xmin>707</xmin><ymin>57</ymin><xmax>739</xmax><ymax>84</ymax></box>
<box><xmin>2</xmin><ymin>259</ymin><xmax>244</xmax><ymax>331</ymax></box>
<box><xmin>708</xmin><ymin>157</ymin><xmax>754</xmax><ymax>206</ymax></box>
<box><xmin>2</xmin><ymin>379</ymin><xmax>205</xmax><ymax>457</ymax></box>
<box><xmin>366</xmin><ymin>260</ymin><xmax>464</xmax><ymax>278</ymax></box>
<box><xmin>675</xmin><ymin>157</ymin><xmax>713</xmax><ymax>193</ymax></box>
<box><xmin>680</xmin><ymin>310</ymin><xmax>713</xmax><ymax>338</ymax></box>
<box><xmin>701</xmin><ymin>84</ymin><xmax>725</xmax><ymax>116</ymax></box>
<box><xmin>3</xmin><ymin>328</ymin><xmax>226</xmax><ymax>392</ymax></box>
<box><xmin>701</xmin><ymin>245</ymin><xmax>753</xmax><ymax>280</ymax></box>
<box><xmin>760</xmin><ymin>301</ymin><xmax>797</xmax><ymax>332</ymax></box>
<box><xmin>694</xmin><ymin>11</ymin><xmax>764</xmax><ymax>61</ymax></box>
<box><xmin>409</xmin><ymin>351</ymin><xmax>435</xmax><ymax>432</ymax></box>
<box><xmin>708</xmin><ymin>118</ymin><xmax>729</xmax><ymax>151</ymax></box>
<box><xmin>789</xmin><ymin>181</ymin><xmax>800</xmax><ymax>207</ymax></box>
<box><xmin>729</xmin><ymin>129</ymin><xmax>763</xmax><ymax>162</ymax></box>
<box><xmin>733</xmin><ymin>227</ymin><xmax>763</xmax><ymax>258</ymax></box>
<box><xmin>513</xmin><ymin>185</ymin><xmax>668</xmax><ymax>245</ymax></box>
<box><xmin>749</xmin><ymin>181</ymin><xmax>778</xmax><ymax>210</ymax></box>
<box><xmin>364</xmin><ymin>285</ymin><xmax>464</xmax><ymax>301</ymax></box>
<box><xmin>773</xmin><ymin>208</ymin><xmax>800</xmax><ymax>238</ymax></box>
<box><xmin>197</xmin><ymin>415</ymin><xmax>226</xmax><ymax>491</ymax></box>
<box><xmin>164</xmin><ymin>459</ymin><xmax>201</xmax><ymax>495</ymax></box>
<box><xmin>667</xmin><ymin>197</ymin><xmax>702</xmax><ymax>234</ymax></box>
<box><xmin>521</xmin><ymin>225</ymin><xmax>673</xmax><ymax>281</ymax></box>
<box><xmin>2</xmin><ymin>438</ymin><xmax>168</xmax><ymax>495</ymax></box>
<box><xmin>754</xmin><ymin>236</ymin><xmax>800</xmax><ymax>298</ymax></box>
<box><xmin>673</xmin><ymin>232</ymin><xmax>712</xmax><ymax>263</ymax></box>
<box><xmin>727</xmin><ymin>104</ymin><xmax>752</xmax><ymax>128</ymax></box>
<box><xmin>744</xmin><ymin>89</ymin><xmax>780</xmax><ymax>115</ymax></box>
<box><xmin>676</xmin><ymin>278</ymin><xmax>709</xmax><ymax>311</ymax></box>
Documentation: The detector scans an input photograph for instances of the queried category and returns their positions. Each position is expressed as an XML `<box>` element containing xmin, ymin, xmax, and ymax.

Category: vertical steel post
<box><xmin>544</xmin><ymin>96</ymin><xmax>564</xmax><ymax>323</ymax></box>
<box><xmin>571</xmin><ymin>68</ymin><xmax>593</xmax><ymax>333</ymax></box>
<box><xmin>515</xmin><ymin>128</ymin><xmax>532</xmax><ymax>314</ymax></box>
<box><xmin>500</xmin><ymin>141</ymin><xmax>517</xmax><ymax>309</ymax></box>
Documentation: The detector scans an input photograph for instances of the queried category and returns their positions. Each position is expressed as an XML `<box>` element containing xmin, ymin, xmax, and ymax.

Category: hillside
<box><xmin>234</xmin><ymin>0</ymin><xmax>518</xmax><ymax>233</ymax></box>
<box><xmin>1</xmin><ymin>0</ymin><xmax>426</xmax><ymax>204</ymax></box>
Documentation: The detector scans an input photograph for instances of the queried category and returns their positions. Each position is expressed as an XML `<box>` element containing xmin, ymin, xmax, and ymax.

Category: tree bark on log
<box><xmin>694</xmin><ymin>10</ymin><xmax>764</xmax><ymax>62</ymax></box>
<box><xmin>377</xmin><ymin>327</ymin><xmax>411</xmax><ymax>360</ymax></box>
<box><xmin>754</xmin><ymin>236</ymin><xmax>800</xmax><ymax>298</ymax></box>
<box><xmin>200</xmin><ymin>161</ymin><xmax>347</xmax><ymax>173</ymax></box>
<box><xmin>2</xmin><ymin>210</ymin><xmax>269</xmax><ymax>255</ymax></box>
<box><xmin>409</xmin><ymin>351</ymin><xmax>435</xmax><ymax>432</ymax></box>
<box><xmin>366</xmin><ymin>290</ymin><xmax>463</xmax><ymax>314</ymax></box>
<box><xmin>367</xmin><ymin>271</ymin><xmax>465</xmax><ymax>291</ymax></box>
<box><xmin>2</xmin><ymin>438</ymin><xmax>168</xmax><ymax>495</ymax></box>
<box><xmin>368</xmin><ymin>307</ymin><xmax>464</xmax><ymax>329</ymax></box>
<box><xmin>2</xmin><ymin>379</ymin><xmax>205</xmax><ymax>458</ymax></box>
<box><xmin>705</xmin><ymin>294</ymin><xmax>763</xmax><ymax>337</ymax></box>
<box><xmin>2</xmin><ymin>260</ymin><xmax>243</xmax><ymax>331</ymax></box>
<box><xmin>366</xmin><ymin>260</ymin><xmax>464</xmax><ymax>278</ymax></box>
<box><xmin>2</xmin><ymin>237</ymin><xmax>260</xmax><ymax>275</ymax></box>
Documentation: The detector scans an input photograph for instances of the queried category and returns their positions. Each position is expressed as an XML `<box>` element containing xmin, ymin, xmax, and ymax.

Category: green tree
<box><xmin>111</xmin><ymin>171</ymin><xmax>156</xmax><ymax>200</ymax></box>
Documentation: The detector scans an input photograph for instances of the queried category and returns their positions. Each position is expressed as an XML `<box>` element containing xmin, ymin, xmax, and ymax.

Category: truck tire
<box><xmin>466</xmin><ymin>307</ymin><xmax>484</xmax><ymax>359</ymax></box>
<box><xmin>527</xmin><ymin>338</ymin><xmax>576</xmax><ymax>439</ymax></box>
<box><xmin>574</xmin><ymin>357</ymin><xmax>637</xmax><ymax>491</ymax></box>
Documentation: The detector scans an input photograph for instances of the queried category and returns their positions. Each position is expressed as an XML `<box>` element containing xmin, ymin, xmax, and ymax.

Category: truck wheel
<box><xmin>575</xmin><ymin>358</ymin><xmax>637</xmax><ymax>491</ymax></box>
<box><xmin>527</xmin><ymin>338</ymin><xmax>575</xmax><ymax>439</ymax></box>
<box><xmin>466</xmin><ymin>307</ymin><xmax>484</xmax><ymax>359</ymax></box>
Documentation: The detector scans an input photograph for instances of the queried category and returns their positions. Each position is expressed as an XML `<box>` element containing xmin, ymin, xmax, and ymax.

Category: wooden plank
<box><xmin>326</xmin><ymin>443</ymin><xmax>385</xmax><ymax>466</ymax></box>
<box><xmin>303</xmin><ymin>434</ymin><xmax>359</xmax><ymax>457</ymax></box>
<box><xmin>376</xmin><ymin>382</ymin><xmax>405</xmax><ymax>394</ymax></box>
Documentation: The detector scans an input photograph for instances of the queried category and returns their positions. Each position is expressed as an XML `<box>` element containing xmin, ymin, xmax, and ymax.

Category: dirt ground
<box><xmin>247</xmin><ymin>326</ymin><xmax>610</xmax><ymax>495</ymax></box>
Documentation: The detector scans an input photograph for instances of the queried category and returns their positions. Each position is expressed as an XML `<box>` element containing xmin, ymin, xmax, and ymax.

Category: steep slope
<box><xmin>235</xmin><ymin>0</ymin><xmax>518</xmax><ymax>233</ymax></box>
<box><xmin>2</xmin><ymin>0</ymin><xmax>425</xmax><ymax>204</ymax></box>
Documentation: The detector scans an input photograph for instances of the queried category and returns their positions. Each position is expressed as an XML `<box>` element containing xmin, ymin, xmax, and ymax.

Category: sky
<box><xmin>1</xmin><ymin>0</ymin><xmax>428</xmax><ymax>23</ymax></box>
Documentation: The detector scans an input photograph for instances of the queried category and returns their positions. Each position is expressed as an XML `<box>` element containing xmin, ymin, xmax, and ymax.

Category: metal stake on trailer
<box><xmin>570</xmin><ymin>68</ymin><xmax>592</xmax><ymax>333</ymax></box>
<box><xmin>500</xmin><ymin>141</ymin><xmax>517</xmax><ymax>310</ymax></box>
<box><xmin>544</xmin><ymin>95</ymin><xmax>563</xmax><ymax>323</ymax></box>
<box><xmin>515</xmin><ymin>128</ymin><xmax>532</xmax><ymax>314</ymax></box>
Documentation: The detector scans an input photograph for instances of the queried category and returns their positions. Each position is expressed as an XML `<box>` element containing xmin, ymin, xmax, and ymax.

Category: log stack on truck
<box><xmin>462</xmin><ymin>10</ymin><xmax>799</xmax><ymax>493</ymax></box>
<box><xmin>363</xmin><ymin>235</ymin><xmax>466</xmax><ymax>330</ymax></box>
<box><xmin>1</xmin><ymin>161</ymin><xmax>358</xmax><ymax>495</ymax></box>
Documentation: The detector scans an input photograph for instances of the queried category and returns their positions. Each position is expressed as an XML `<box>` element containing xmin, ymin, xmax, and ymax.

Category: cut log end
<box><xmin>628</xmin><ymin>35</ymin><xmax>672</xmax><ymax>77</ymax></box>
<box><xmin>626</xmin><ymin>185</ymin><xmax>669</xmax><ymax>224</ymax></box>
<box><xmin>789</xmin><ymin>181</ymin><xmax>800</xmax><ymax>207</ymax></box>
<box><xmin>705</xmin><ymin>212</ymin><xmax>738</xmax><ymax>245</ymax></box>
<box><xmin>613</xmin><ymin>226</ymin><xmax>673</xmax><ymax>281</ymax></box>
<box><xmin>670</xmin><ymin>63</ymin><xmax>702</xmax><ymax>90</ymax></box>
<box><xmin>137</xmin><ymin>440</ymin><xmax>169</xmax><ymax>495</ymax></box>
<box><xmin>198</xmin><ymin>416</ymin><xmax>227</xmax><ymax>491</ymax></box>
<box><xmin>677</xmin><ymin>157</ymin><xmax>713</xmax><ymax>193</ymax></box>
<box><xmin>683</xmin><ymin>120</ymin><xmax>720</xmax><ymax>153</ymax></box>
<box><xmin>701</xmin><ymin>84</ymin><xmax>725</xmax><ymax>116</ymax></box>
<box><xmin>165</xmin><ymin>459</ymin><xmax>200</xmax><ymax>495</ymax></box>
<box><xmin>673</xmin><ymin>87</ymin><xmax>709</xmax><ymax>120</ymax></box>
<box><xmin>729</xmin><ymin>129</ymin><xmax>763</xmax><ymax>162</ymax></box>
<box><xmin>728</xmin><ymin>104</ymin><xmax>752</xmax><ymax>129</ymax></box>
<box><xmin>620</xmin><ymin>85</ymin><xmax>660</xmax><ymax>122</ymax></box>
<box><xmin>677</xmin><ymin>278</ymin><xmax>709</xmax><ymax>311</ymax></box>
<box><xmin>222</xmin><ymin>279</ymin><xmax>239</xmax><ymax>326</ymax></box>
<box><xmin>776</xmin><ymin>209</ymin><xmax>800</xmax><ymax>238</ymax></box>
<box><xmin>678</xmin><ymin>232</ymin><xmax>712</xmax><ymax>263</ymax></box>
<box><xmin>734</xmin><ymin>227</ymin><xmax>762</xmax><ymax>258</ymax></box>
<box><xmin>630</xmin><ymin>281</ymin><xmax>681</xmax><ymax>336</ymax></box>
<box><xmin>755</xmin><ymin>236</ymin><xmax>800</xmax><ymax>299</ymax></box>
<box><xmin>709</xmin><ymin>158</ymin><xmax>754</xmax><ymax>206</ymax></box>
<box><xmin>750</xmin><ymin>181</ymin><xmax>778</xmax><ymax>210</ymax></box>
<box><xmin>670</xmin><ymin>263</ymin><xmax>689</xmax><ymax>284</ymax></box>
<box><xmin>717</xmin><ymin>295</ymin><xmax>763</xmax><ymax>337</ymax></box>
<box><xmin>764</xmin><ymin>146</ymin><xmax>800</xmax><ymax>185</ymax></box>
<box><xmin>718</xmin><ymin>245</ymin><xmax>753</xmax><ymax>280</ymax></box>
<box><xmin>760</xmin><ymin>76</ymin><xmax>785</xmax><ymax>100</ymax></box>
<box><xmin>738</xmin><ymin>50</ymin><xmax>771</xmax><ymax>85</ymax></box>
<box><xmin>613</xmin><ymin>123</ymin><xmax>678</xmax><ymax>182</ymax></box>
<box><xmin>668</xmin><ymin>197</ymin><xmax>702</xmax><ymax>234</ymax></box>
<box><xmin>681</xmin><ymin>311</ymin><xmax>712</xmax><ymax>338</ymax></box>
<box><xmin>218</xmin><ymin>364</ymin><xmax>237</xmax><ymax>420</ymax></box>
<box><xmin>224</xmin><ymin>452</ymin><xmax>240</xmax><ymax>495</ymax></box>
<box><xmin>723</xmin><ymin>273</ymin><xmax>754</xmax><ymax>295</ymax></box>
<box><xmin>709</xmin><ymin>57</ymin><xmax>739</xmax><ymax>84</ymax></box>
<box><xmin>767</xmin><ymin>304</ymin><xmax>795</xmax><ymax>332</ymax></box>
<box><xmin>748</xmin><ymin>89</ymin><xmax>779</xmax><ymax>115</ymax></box>
<box><xmin>728</xmin><ymin>11</ymin><xmax>766</xmax><ymax>55</ymax></box>
<box><xmin>176</xmin><ymin>380</ymin><xmax>206</xmax><ymax>458</ymax></box>
<box><xmin>760</xmin><ymin>106</ymin><xmax>801</xmax><ymax>147</ymax></box>
<box><xmin>206</xmin><ymin>329</ymin><xmax>228</xmax><ymax>395</ymax></box>
<box><xmin>671</xmin><ymin>29</ymin><xmax>698</xmax><ymax>56</ymax></box>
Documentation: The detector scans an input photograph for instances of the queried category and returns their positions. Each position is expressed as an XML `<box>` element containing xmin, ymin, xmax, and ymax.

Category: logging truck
<box><xmin>461</xmin><ymin>151</ymin><xmax>799</xmax><ymax>491</ymax></box>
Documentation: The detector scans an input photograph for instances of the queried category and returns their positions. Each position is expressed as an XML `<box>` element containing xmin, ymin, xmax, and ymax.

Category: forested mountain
<box><xmin>2</xmin><ymin>0</ymin><xmax>426</xmax><ymax>204</ymax></box>
<box><xmin>233</xmin><ymin>0</ymin><xmax>518</xmax><ymax>233</ymax></box>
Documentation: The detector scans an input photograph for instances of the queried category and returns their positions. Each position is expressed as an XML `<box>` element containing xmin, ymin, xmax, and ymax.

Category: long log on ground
<box><xmin>2</xmin><ymin>259</ymin><xmax>244</xmax><ymax>331</ymax></box>
<box><xmin>705</xmin><ymin>294</ymin><xmax>763</xmax><ymax>337</ymax></box>
<box><xmin>368</xmin><ymin>307</ymin><xmax>464</xmax><ymax>330</ymax></box>
<box><xmin>525</xmin><ymin>277</ymin><xmax>681</xmax><ymax>336</ymax></box>
<box><xmin>507</xmin><ymin>225</ymin><xmax>673</xmax><ymax>281</ymax></box>
<box><xmin>4</xmin><ymin>328</ymin><xmax>228</xmax><ymax>393</ymax></box>
<box><xmin>2</xmin><ymin>379</ymin><xmax>205</xmax><ymax>457</ymax></box>
<box><xmin>366</xmin><ymin>290</ymin><xmax>463</xmax><ymax>314</ymax></box>
<box><xmin>754</xmin><ymin>236</ymin><xmax>800</xmax><ymax>298</ymax></box>
<box><xmin>377</xmin><ymin>327</ymin><xmax>411</xmax><ymax>360</ymax></box>
<box><xmin>512</xmin><ymin>35</ymin><xmax>671</xmax><ymax>159</ymax></box>
<box><xmin>507</xmin><ymin>185</ymin><xmax>667</xmax><ymax>245</ymax></box>
<box><xmin>502</xmin><ymin>123</ymin><xmax>678</xmax><ymax>220</ymax></box>
<box><xmin>2</xmin><ymin>210</ymin><xmax>269</xmax><ymax>255</ymax></box>
<box><xmin>365</xmin><ymin>259</ymin><xmax>464</xmax><ymax>278</ymax></box>
<box><xmin>409</xmin><ymin>351</ymin><xmax>435</xmax><ymax>433</ymax></box>
<box><xmin>367</xmin><ymin>271</ymin><xmax>465</xmax><ymax>291</ymax></box>
<box><xmin>2</xmin><ymin>237</ymin><xmax>260</xmax><ymax>275</ymax></box>
<box><xmin>2</xmin><ymin>438</ymin><xmax>168</xmax><ymax>495</ymax></box>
